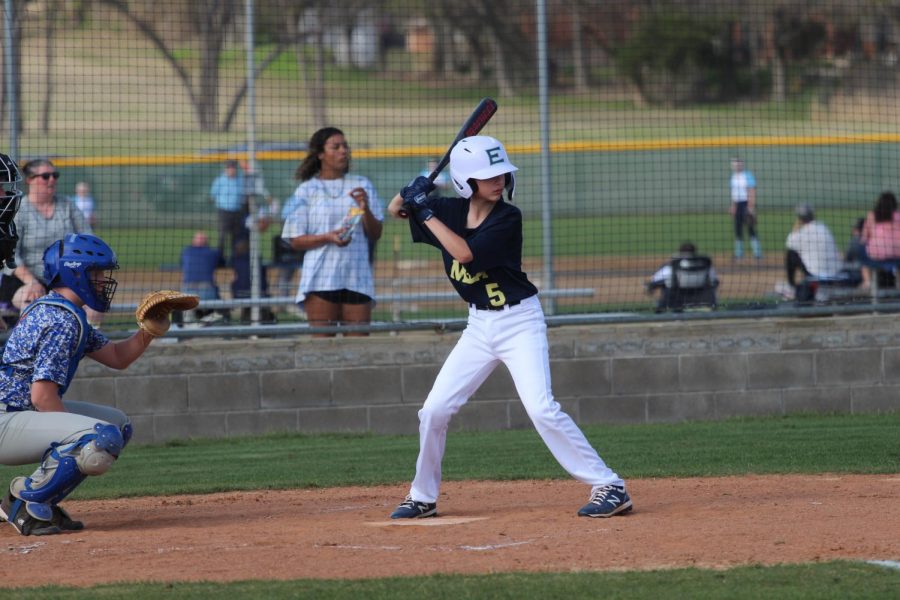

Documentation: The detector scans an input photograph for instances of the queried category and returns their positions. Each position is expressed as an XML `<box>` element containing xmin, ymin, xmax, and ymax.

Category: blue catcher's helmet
<box><xmin>43</xmin><ymin>234</ymin><xmax>119</xmax><ymax>312</ymax></box>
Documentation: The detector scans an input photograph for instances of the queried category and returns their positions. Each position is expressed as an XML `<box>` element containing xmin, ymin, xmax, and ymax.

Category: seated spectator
<box><xmin>231</xmin><ymin>235</ymin><xmax>275</xmax><ymax>324</ymax></box>
<box><xmin>646</xmin><ymin>242</ymin><xmax>719</xmax><ymax>312</ymax></box>
<box><xmin>845</xmin><ymin>216</ymin><xmax>866</xmax><ymax>266</ymax></box>
<box><xmin>272</xmin><ymin>234</ymin><xmax>304</xmax><ymax>299</ymax></box>
<box><xmin>180</xmin><ymin>231</ymin><xmax>225</xmax><ymax>323</ymax></box>
<box><xmin>785</xmin><ymin>204</ymin><xmax>849</xmax><ymax>302</ymax></box>
<box><xmin>859</xmin><ymin>191</ymin><xmax>900</xmax><ymax>289</ymax></box>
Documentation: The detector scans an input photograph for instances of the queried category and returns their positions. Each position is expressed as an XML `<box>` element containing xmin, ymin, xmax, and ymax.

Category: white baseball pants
<box><xmin>409</xmin><ymin>295</ymin><xmax>623</xmax><ymax>503</ymax></box>
<box><xmin>0</xmin><ymin>401</ymin><xmax>129</xmax><ymax>467</ymax></box>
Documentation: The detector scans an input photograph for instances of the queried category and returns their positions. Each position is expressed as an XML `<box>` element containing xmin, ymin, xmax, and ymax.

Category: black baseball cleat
<box><xmin>51</xmin><ymin>504</ymin><xmax>85</xmax><ymax>531</ymax></box>
<box><xmin>0</xmin><ymin>492</ymin><xmax>62</xmax><ymax>536</ymax></box>
<box><xmin>577</xmin><ymin>485</ymin><xmax>633</xmax><ymax>518</ymax></box>
<box><xmin>390</xmin><ymin>495</ymin><xmax>437</xmax><ymax>519</ymax></box>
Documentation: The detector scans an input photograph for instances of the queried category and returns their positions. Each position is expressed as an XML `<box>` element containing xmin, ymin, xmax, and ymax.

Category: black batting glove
<box><xmin>400</xmin><ymin>176</ymin><xmax>436</xmax><ymax>222</ymax></box>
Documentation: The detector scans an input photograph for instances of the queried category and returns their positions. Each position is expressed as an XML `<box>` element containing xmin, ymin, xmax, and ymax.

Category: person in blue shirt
<box><xmin>209</xmin><ymin>159</ymin><xmax>247</xmax><ymax>263</ymax></box>
<box><xmin>729</xmin><ymin>157</ymin><xmax>762</xmax><ymax>260</ymax></box>
<box><xmin>180</xmin><ymin>231</ymin><xmax>225</xmax><ymax>323</ymax></box>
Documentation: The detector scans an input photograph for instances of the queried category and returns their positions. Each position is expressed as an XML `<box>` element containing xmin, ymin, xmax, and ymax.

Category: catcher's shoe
<box><xmin>51</xmin><ymin>504</ymin><xmax>85</xmax><ymax>531</ymax></box>
<box><xmin>577</xmin><ymin>485</ymin><xmax>633</xmax><ymax>518</ymax></box>
<box><xmin>390</xmin><ymin>495</ymin><xmax>437</xmax><ymax>519</ymax></box>
<box><xmin>0</xmin><ymin>491</ymin><xmax>62</xmax><ymax>536</ymax></box>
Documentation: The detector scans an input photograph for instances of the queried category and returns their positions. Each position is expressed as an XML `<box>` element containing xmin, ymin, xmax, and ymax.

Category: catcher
<box><xmin>0</xmin><ymin>233</ymin><xmax>197</xmax><ymax>535</ymax></box>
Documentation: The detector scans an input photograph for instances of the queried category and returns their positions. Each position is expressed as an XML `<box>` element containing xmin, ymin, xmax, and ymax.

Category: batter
<box><xmin>386</xmin><ymin>135</ymin><xmax>632</xmax><ymax>519</ymax></box>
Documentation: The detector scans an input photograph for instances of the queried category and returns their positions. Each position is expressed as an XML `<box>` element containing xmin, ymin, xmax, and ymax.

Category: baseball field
<box><xmin>0</xmin><ymin>412</ymin><xmax>897</xmax><ymax>598</ymax></box>
<box><xmin>2</xmin><ymin>7</ymin><xmax>899</xmax><ymax>598</ymax></box>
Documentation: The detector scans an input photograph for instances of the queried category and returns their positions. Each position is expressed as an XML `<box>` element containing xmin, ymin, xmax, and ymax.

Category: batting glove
<box><xmin>401</xmin><ymin>176</ymin><xmax>436</xmax><ymax>222</ymax></box>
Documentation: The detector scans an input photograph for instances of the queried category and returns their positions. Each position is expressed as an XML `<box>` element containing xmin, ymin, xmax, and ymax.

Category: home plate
<box><xmin>367</xmin><ymin>516</ymin><xmax>489</xmax><ymax>527</ymax></box>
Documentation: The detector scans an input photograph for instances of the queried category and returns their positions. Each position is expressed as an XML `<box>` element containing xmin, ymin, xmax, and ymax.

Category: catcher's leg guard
<box><xmin>10</xmin><ymin>423</ymin><xmax>125</xmax><ymax>530</ymax></box>
<box><xmin>0</xmin><ymin>489</ymin><xmax>62</xmax><ymax>536</ymax></box>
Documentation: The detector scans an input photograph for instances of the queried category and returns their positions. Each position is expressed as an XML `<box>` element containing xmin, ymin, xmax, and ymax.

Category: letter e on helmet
<box><xmin>449</xmin><ymin>136</ymin><xmax>518</xmax><ymax>200</ymax></box>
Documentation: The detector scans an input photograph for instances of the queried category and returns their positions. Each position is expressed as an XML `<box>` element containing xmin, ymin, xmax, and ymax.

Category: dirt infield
<box><xmin>2</xmin><ymin>474</ymin><xmax>897</xmax><ymax>587</ymax></box>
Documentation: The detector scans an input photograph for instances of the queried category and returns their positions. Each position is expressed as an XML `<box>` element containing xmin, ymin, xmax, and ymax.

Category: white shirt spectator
<box><xmin>786</xmin><ymin>220</ymin><xmax>843</xmax><ymax>278</ymax></box>
<box><xmin>281</xmin><ymin>173</ymin><xmax>384</xmax><ymax>305</ymax></box>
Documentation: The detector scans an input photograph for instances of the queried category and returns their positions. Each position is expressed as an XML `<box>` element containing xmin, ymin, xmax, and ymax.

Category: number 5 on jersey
<box><xmin>486</xmin><ymin>283</ymin><xmax>506</xmax><ymax>307</ymax></box>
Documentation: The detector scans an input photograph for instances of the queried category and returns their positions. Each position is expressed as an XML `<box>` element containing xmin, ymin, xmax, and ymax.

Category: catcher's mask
<box><xmin>0</xmin><ymin>152</ymin><xmax>23</xmax><ymax>226</ymax></box>
<box><xmin>449</xmin><ymin>135</ymin><xmax>517</xmax><ymax>200</ymax></box>
<box><xmin>43</xmin><ymin>234</ymin><xmax>119</xmax><ymax>312</ymax></box>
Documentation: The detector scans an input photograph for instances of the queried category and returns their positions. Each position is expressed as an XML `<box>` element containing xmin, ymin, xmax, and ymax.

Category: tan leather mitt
<box><xmin>136</xmin><ymin>290</ymin><xmax>200</xmax><ymax>337</ymax></box>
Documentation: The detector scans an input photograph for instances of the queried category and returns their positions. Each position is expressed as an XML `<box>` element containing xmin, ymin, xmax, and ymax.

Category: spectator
<box><xmin>845</xmin><ymin>216</ymin><xmax>867</xmax><ymax>266</ymax></box>
<box><xmin>272</xmin><ymin>230</ymin><xmax>304</xmax><ymax>302</ymax></box>
<box><xmin>281</xmin><ymin>127</ymin><xmax>384</xmax><ymax>337</ymax></box>
<box><xmin>785</xmin><ymin>204</ymin><xmax>844</xmax><ymax>300</ymax></box>
<box><xmin>230</xmin><ymin>233</ymin><xmax>274</xmax><ymax>324</ymax></box>
<box><xmin>729</xmin><ymin>157</ymin><xmax>762</xmax><ymax>260</ymax></box>
<box><xmin>180</xmin><ymin>231</ymin><xmax>225</xmax><ymax>324</ymax></box>
<box><xmin>70</xmin><ymin>182</ymin><xmax>96</xmax><ymax>228</ymax></box>
<box><xmin>0</xmin><ymin>160</ymin><xmax>98</xmax><ymax>324</ymax></box>
<box><xmin>646</xmin><ymin>242</ymin><xmax>719</xmax><ymax>312</ymax></box>
<box><xmin>859</xmin><ymin>191</ymin><xmax>900</xmax><ymax>288</ymax></box>
<box><xmin>209</xmin><ymin>159</ymin><xmax>247</xmax><ymax>263</ymax></box>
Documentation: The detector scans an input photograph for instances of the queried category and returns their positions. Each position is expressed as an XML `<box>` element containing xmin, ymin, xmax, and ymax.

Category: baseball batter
<box><xmin>0</xmin><ymin>233</ymin><xmax>162</xmax><ymax>535</ymax></box>
<box><xmin>386</xmin><ymin>135</ymin><xmax>632</xmax><ymax>519</ymax></box>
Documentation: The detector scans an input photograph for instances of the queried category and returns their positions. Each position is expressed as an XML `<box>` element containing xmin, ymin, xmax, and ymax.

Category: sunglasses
<box><xmin>31</xmin><ymin>172</ymin><xmax>60</xmax><ymax>181</ymax></box>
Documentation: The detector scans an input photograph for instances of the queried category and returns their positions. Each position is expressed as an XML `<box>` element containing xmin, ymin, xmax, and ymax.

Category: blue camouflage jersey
<box><xmin>0</xmin><ymin>292</ymin><xmax>108</xmax><ymax>412</ymax></box>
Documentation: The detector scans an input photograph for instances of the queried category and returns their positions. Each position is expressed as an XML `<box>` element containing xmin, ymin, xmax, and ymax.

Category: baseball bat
<box><xmin>400</xmin><ymin>98</ymin><xmax>498</xmax><ymax>217</ymax></box>
<box><xmin>427</xmin><ymin>97</ymin><xmax>498</xmax><ymax>183</ymax></box>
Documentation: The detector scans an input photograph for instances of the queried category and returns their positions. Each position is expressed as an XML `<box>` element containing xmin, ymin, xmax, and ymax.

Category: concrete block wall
<box><xmin>66</xmin><ymin>313</ymin><xmax>900</xmax><ymax>445</ymax></box>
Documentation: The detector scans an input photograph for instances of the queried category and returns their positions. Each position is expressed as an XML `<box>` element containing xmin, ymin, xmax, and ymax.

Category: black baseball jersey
<box><xmin>409</xmin><ymin>195</ymin><xmax>538</xmax><ymax>307</ymax></box>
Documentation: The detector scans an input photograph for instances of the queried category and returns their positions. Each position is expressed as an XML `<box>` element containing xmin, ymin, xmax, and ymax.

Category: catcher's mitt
<box><xmin>136</xmin><ymin>290</ymin><xmax>200</xmax><ymax>337</ymax></box>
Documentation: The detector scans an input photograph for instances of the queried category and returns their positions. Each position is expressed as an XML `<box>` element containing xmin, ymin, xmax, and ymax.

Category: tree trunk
<box><xmin>312</xmin><ymin>27</ymin><xmax>327</xmax><ymax>129</ymax></box>
<box><xmin>772</xmin><ymin>54</ymin><xmax>786</xmax><ymax>102</ymax></box>
<box><xmin>98</xmin><ymin>0</ymin><xmax>234</xmax><ymax>132</ymax></box>
<box><xmin>198</xmin><ymin>39</ymin><xmax>223</xmax><ymax>131</ymax></box>
<box><xmin>223</xmin><ymin>43</ymin><xmax>291</xmax><ymax>132</ymax></box>
<box><xmin>42</xmin><ymin>2</ymin><xmax>57</xmax><ymax>134</ymax></box>
<box><xmin>1</xmin><ymin>0</ymin><xmax>26</xmax><ymax>135</ymax></box>
<box><xmin>572</xmin><ymin>5</ymin><xmax>588</xmax><ymax>91</ymax></box>
<box><xmin>492</xmin><ymin>37</ymin><xmax>515</xmax><ymax>98</ymax></box>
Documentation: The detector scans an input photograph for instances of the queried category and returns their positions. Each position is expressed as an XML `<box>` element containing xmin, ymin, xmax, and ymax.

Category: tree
<box><xmin>41</xmin><ymin>0</ymin><xmax>59</xmax><ymax>134</ymax></box>
<box><xmin>97</xmin><ymin>0</ymin><xmax>237</xmax><ymax>131</ymax></box>
<box><xmin>99</xmin><ymin>0</ymin><xmax>291</xmax><ymax>132</ymax></box>
<box><xmin>614</xmin><ymin>7</ymin><xmax>726</xmax><ymax>106</ymax></box>
<box><xmin>435</xmin><ymin>0</ymin><xmax>534</xmax><ymax>96</ymax></box>
<box><xmin>0</xmin><ymin>0</ymin><xmax>28</xmax><ymax>136</ymax></box>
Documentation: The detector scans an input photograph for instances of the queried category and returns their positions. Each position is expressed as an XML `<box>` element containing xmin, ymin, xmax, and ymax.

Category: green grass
<box><xmin>95</xmin><ymin>206</ymin><xmax>863</xmax><ymax>270</ymax></box>
<box><xmin>5</xmin><ymin>562</ymin><xmax>899</xmax><ymax>599</ymax></box>
<box><xmin>0</xmin><ymin>414</ymin><xmax>898</xmax><ymax>597</ymax></box>
<box><xmin>1</xmin><ymin>412</ymin><xmax>896</xmax><ymax>500</ymax></box>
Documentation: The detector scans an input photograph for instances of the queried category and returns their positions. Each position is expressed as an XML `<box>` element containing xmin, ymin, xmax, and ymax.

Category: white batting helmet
<box><xmin>449</xmin><ymin>136</ymin><xmax>518</xmax><ymax>200</ymax></box>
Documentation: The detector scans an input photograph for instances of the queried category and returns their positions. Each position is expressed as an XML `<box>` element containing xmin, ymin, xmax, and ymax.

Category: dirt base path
<box><xmin>2</xmin><ymin>474</ymin><xmax>897</xmax><ymax>587</ymax></box>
